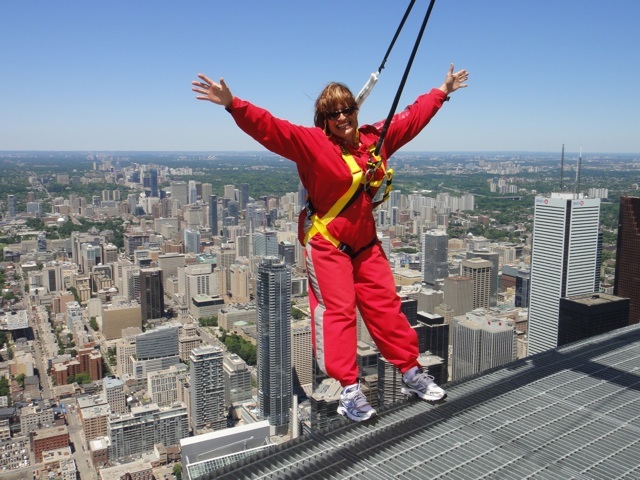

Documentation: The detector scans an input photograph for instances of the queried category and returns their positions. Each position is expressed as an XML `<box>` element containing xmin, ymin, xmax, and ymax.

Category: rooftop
<box><xmin>209</xmin><ymin>324</ymin><xmax>640</xmax><ymax>479</ymax></box>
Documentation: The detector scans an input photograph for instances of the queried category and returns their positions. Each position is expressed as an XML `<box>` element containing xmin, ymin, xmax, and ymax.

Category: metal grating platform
<box><xmin>204</xmin><ymin>324</ymin><xmax>640</xmax><ymax>479</ymax></box>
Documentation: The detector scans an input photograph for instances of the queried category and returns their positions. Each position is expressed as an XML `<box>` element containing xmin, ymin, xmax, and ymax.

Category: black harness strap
<box><xmin>338</xmin><ymin>236</ymin><xmax>379</xmax><ymax>259</ymax></box>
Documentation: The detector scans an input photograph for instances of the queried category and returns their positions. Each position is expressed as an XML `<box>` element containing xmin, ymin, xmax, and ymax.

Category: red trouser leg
<box><xmin>306</xmin><ymin>237</ymin><xmax>420</xmax><ymax>386</ymax></box>
<box><xmin>305</xmin><ymin>237</ymin><xmax>359</xmax><ymax>386</ymax></box>
<box><xmin>353</xmin><ymin>242</ymin><xmax>420</xmax><ymax>374</ymax></box>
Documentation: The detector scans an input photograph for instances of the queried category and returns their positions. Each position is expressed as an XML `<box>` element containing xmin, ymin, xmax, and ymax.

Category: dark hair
<box><xmin>314</xmin><ymin>82</ymin><xmax>357</xmax><ymax>129</ymax></box>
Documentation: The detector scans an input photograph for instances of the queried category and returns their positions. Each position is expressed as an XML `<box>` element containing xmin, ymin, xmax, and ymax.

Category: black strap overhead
<box><xmin>377</xmin><ymin>0</ymin><xmax>417</xmax><ymax>74</ymax></box>
<box><xmin>374</xmin><ymin>0</ymin><xmax>438</xmax><ymax>157</ymax></box>
<box><xmin>356</xmin><ymin>0</ymin><xmax>417</xmax><ymax>106</ymax></box>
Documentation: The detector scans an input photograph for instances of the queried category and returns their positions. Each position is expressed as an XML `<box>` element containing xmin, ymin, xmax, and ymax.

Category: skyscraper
<box><xmin>443</xmin><ymin>276</ymin><xmax>474</xmax><ymax>317</ymax></box>
<box><xmin>614</xmin><ymin>196</ymin><xmax>640</xmax><ymax>325</ymax></box>
<box><xmin>291</xmin><ymin>321</ymin><xmax>313</xmax><ymax>395</ymax></box>
<box><xmin>136</xmin><ymin>325</ymin><xmax>179</xmax><ymax>360</ymax></box>
<box><xmin>140</xmin><ymin>267</ymin><xmax>164</xmax><ymax>321</ymax></box>
<box><xmin>466</xmin><ymin>250</ymin><xmax>499</xmax><ymax>307</ymax></box>
<box><xmin>253</xmin><ymin>228</ymin><xmax>279</xmax><ymax>257</ymax></box>
<box><xmin>223</xmin><ymin>353</ymin><xmax>252</xmax><ymax>407</ymax></box>
<box><xmin>188</xmin><ymin>180</ymin><xmax>198</xmax><ymax>204</ymax></box>
<box><xmin>238</xmin><ymin>183</ymin><xmax>250</xmax><ymax>210</ymax></box>
<box><xmin>514</xmin><ymin>268</ymin><xmax>531</xmax><ymax>308</ymax></box>
<box><xmin>461</xmin><ymin>258</ymin><xmax>492</xmax><ymax>310</ymax></box>
<box><xmin>183</xmin><ymin>229</ymin><xmax>200</xmax><ymax>254</ymax></box>
<box><xmin>422</xmin><ymin>229</ymin><xmax>449</xmax><ymax>288</ymax></box>
<box><xmin>103</xmin><ymin>377</ymin><xmax>127</xmax><ymax>414</ymax></box>
<box><xmin>209</xmin><ymin>195</ymin><xmax>218</xmax><ymax>236</ymax></box>
<box><xmin>170</xmin><ymin>181</ymin><xmax>188</xmax><ymax>207</ymax></box>
<box><xmin>150</xmin><ymin>168</ymin><xmax>159</xmax><ymax>197</ymax></box>
<box><xmin>528</xmin><ymin>193</ymin><xmax>600</xmax><ymax>355</ymax></box>
<box><xmin>256</xmin><ymin>257</ymin><xmax>292</xmax><ymax>435</ymax></box>
<box><xmin>278</xmin><ymin>241</ymin><xmax>296</xmax><ymax>266</ymax></box>
<box><xmin>7</xmin><ymin>194</ymin><xmax>16</xmax><ymax>218</ymax></box>
<box><xmin>450</xmin><ymin>311</ymin><xmax>516</xmax><ymax>382</ymax></box>
<box><xmin>417</xmin><ymin>311</ymin><xmax>449</xmax><ymax>385</ymax></box>
<box><xmin>189</xmin><ymin>345</ymin><xmax>226</xmax><ymax>432</ymax></box>
<box><xmin>558</xmin><ymin>292</ymin><xmax>629</xmax><ymax>346</ymax></box>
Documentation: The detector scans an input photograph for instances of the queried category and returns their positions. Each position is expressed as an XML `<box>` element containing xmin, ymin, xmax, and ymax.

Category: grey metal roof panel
<box><xmin>206</xmin><ymin>324</ymin><xmax>640</xmax><ymax>480</ymax></box>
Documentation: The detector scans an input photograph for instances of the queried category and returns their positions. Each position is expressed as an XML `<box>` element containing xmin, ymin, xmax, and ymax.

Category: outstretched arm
<box><xmin>190</xmin><ymin>71</ymin><xmax>326</xmax><ymax>165</ymax></box>
<box><xmin>192</xmin><ymin>74</ymin><xmax>234</xmax><ymax>109</ymax></box>
<box><xmin>438</xmin><ymin>64</ymin><xmax>469</xmax><ymax>95</ymax></box>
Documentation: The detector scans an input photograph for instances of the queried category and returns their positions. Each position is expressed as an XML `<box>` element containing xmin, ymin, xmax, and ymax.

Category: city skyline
<box><xmin>2</xmin><ymin>1</ymin><xmax>639</xmax><ymax>154</ymax></box>
<box><xmin>1</xmin><ymin>152</ymin><xmax>636</xmax><ymax>478</ymax></box>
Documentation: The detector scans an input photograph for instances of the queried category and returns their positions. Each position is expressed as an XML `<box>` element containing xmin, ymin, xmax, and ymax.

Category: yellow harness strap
<box><xmin>303</xmin><ymin>145</ymin><xmax>392</xmax><ymax>247</ymax></box>
<box><xmin>303</xmin><ymin>150</ymin><xmax>364</xmax><ymax>247</ymax></box>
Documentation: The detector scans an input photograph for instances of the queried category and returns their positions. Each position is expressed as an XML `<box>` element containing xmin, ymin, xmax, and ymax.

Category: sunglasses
<box><xmin>326</xmin><ymin>106</ymin><xmax>358</xmax><ymax>121</ymax></box>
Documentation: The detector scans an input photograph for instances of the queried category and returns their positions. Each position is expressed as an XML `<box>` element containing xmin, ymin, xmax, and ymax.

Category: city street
<box><xmin>62</xmin><ymin>399</ymin><xmax>97</xmax><ymax>480</ymax></box>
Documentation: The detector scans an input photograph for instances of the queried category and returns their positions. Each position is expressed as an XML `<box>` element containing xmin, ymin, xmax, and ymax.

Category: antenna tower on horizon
<box><xmin>575</xmin><ymin>146</ymin><xmax>582</xmax><ymax>194</ymax></box>
<box><xmin>560</xmin><ymin>144</ymin><xmax>565</xmax><ymax>192</ymax></box>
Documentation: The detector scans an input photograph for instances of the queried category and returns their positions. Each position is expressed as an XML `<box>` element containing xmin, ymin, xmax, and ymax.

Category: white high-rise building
<box><xmin>528</xmin><ymin>193</ymin><xmax>600</xmax><ymax>355</ymax></box>
<box><xmin>178</xmin><ymin>264</ymin><xmax>218</xmax><ymax>305</ymax></box>
<box><xmin>188</xmin><ymin>180</ymin><xmax>198</xmax><ymax>204</ymax></box>
<box><xmin>422</xmin><ymin>229</ymin><xmax>448</xmax><ymax>288</ymax></box>
<box><xmin>103</xmin><ymin>377</ymin><xmax>127</xmax><ymax>414</ymax></box>
<box><xmin>147</xmin><ymin>364</ymin><xmax>186</xmax><ymax>407</ymax></box>
<box><xmin>461</xmin><ymin>257</ymin><xmax>492</xmax><ymax>310</ymax></box>
<box><xmin>189</xmin><ymin>346</ymin><xmax>226</xmax><ymax>432</ymax></box>
<box><xmin>223</xmin><ymin>354</ymin><xmax>252</xmax><ymax>407</ymax></box>
<box><xmin>451</xmin><ymin>311</ymin><xmax>516</xmax><ymax>382</ymax></box>
<box><xmin>253</xmin><ymin>228</ymin><xmax>279</xmax><ymax>257</ymax></box>
<box><xmin>170</xmin><ymin>181</ymin><xmax>188</xmax><ymax>207</ymax></box>
<box><xmin>291</xmin><ymin>321</ymin><xmax>313</xmax><ymax>393</ymax></box>
<box><xmin>108</xmin><ymin>403</ymin><xmax>189</xmax><ymax>461</ymax></box>
<box><xmin>183</xmin><ymin>229</ymin><xmax>201</xmax><ymax>254</ymax></box>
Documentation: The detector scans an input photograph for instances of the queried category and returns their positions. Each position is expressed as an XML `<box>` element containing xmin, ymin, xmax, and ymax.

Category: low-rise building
<box><xmin>31</xmin><ymin>425</ymin><xmax>69</xmax><ymax>463</ymax></box>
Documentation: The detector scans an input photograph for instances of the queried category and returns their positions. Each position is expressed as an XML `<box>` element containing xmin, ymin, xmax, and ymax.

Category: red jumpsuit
<box><xmin>228</xmin><ymin>88</ymin><xmax>448</xmax><ymax>386</ymax></box>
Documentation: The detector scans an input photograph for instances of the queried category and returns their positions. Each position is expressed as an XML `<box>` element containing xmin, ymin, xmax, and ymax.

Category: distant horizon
<box><xmin>2</xmin><ymin>149</ymin><xmax>639</xmax><ymax>156</ymax></box>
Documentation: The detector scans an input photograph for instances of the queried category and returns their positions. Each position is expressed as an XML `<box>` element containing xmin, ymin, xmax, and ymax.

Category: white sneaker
<box><xmin>401</xmin><ymin>367</ymin><xmax>446</xmax><ymax>401</ymax></box>
<box><xmin>337</xmin><ymin>383</ymin><xmax>377</xmax><ymax>422</ymax></box>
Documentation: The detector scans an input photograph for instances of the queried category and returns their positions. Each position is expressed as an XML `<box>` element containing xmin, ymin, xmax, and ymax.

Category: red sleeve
<box><xmin>376</xmin><ymin>88</ymin><xmax>448</xmax><ymax>158</ymax></box>
<box><xmin>227</xmin><ymin>96</ymin><xmax>325</xmax><ymax>166</ymax></box>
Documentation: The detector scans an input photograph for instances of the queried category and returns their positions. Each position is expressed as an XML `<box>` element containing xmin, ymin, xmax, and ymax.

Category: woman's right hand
<box><xmin>192</xmin><ymin>74</ymin><xmax>234</xmax><ymax>108</ymax></box>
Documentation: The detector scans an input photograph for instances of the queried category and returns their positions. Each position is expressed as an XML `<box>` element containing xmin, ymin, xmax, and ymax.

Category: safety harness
<box><xmin>303</xmin><ymin>0</ymin><xmax>437</xmax><ymax>256</ymax></box>
<box><xmin>302</xmin><ymin>145</ymin><xmax>393</xmax><ymax>257</ymax></box>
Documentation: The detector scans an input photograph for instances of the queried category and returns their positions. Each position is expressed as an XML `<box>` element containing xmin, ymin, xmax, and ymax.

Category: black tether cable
<box><xmin>377</xmin><ymin>0</ymin><xmax>417</xmax><ymax>74</ymax></box>
<box><xmin>374</xmin><ymin>0</ymin><xmax>437</xmax><ymax>157</ymax></box>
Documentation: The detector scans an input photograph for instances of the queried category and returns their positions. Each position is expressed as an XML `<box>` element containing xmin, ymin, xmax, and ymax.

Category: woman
<box><xmin>192</xmin><ymin>64</ymin><xmax>468</xmax><ymax>421</ymax></box>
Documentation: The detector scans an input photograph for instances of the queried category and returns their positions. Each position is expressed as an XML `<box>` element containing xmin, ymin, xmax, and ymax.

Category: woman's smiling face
<box><xmin>326</xmin><ymin>105</ymin><xmax>359</xmax><ymax>144</ymax></box>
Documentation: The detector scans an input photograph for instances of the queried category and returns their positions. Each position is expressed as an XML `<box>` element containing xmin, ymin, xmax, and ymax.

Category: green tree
<box><xmin>107</xmin><ymin>347</ymin><xmax>117</xmax><ymax>366</ymax></box>
<box><xmin>75</xmin><ymin>372</ymin><xmax>92</xmax><ymax>385</ymax></box>
<box><xmin>198</xmin><ymin>315</ymin><xmax>218</xmax><ymax>327</ymax></box>
<box><xmin>89</xmin><ymin>317</ymin><xmax>99</xmax><ymax>331</ymax></box>
<box><xmin>173</xmin><ymin>463</ymin><xmax>182</xmax><ymax>480</ymax></box>
<box><xmin>0</xmin><ymin>377</ymin><xmax>9</xmax><ymax>398</ymax></box>
<box><xmin>15</xmin><ymin>373</ymin><xmax>26</xmax><ymax>388</ymax></box>
<box><xmin>69</xmin><ymin>287</ymin><xmax>81</xmax><ymax>303</ymax></box>
<box><xmin>2</xmin><ymin>291</ymin><xmax>16</xmax><ymax>302</ymax></box>
<box><xmin>25</xmin><ymin>217</ymin><xmax>45</xmax><ymax>230</ymax></box>
<box><xmin>223</xmin><ymin>333</ymin><xmax>257</xmax><ymax>366</ymax></box>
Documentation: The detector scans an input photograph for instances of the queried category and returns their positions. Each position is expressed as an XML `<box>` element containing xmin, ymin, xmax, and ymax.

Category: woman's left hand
<box><xmin>439</xmin><ymin>64</ymin><xmax>469</xmax><ymax>95</ymax></box>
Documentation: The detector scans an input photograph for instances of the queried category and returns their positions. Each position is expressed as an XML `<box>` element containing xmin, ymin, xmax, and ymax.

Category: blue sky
<box><xmin>1</xmin><ymin>0</ymin><xmax>639</xmax><ymax>154</ymax></box>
